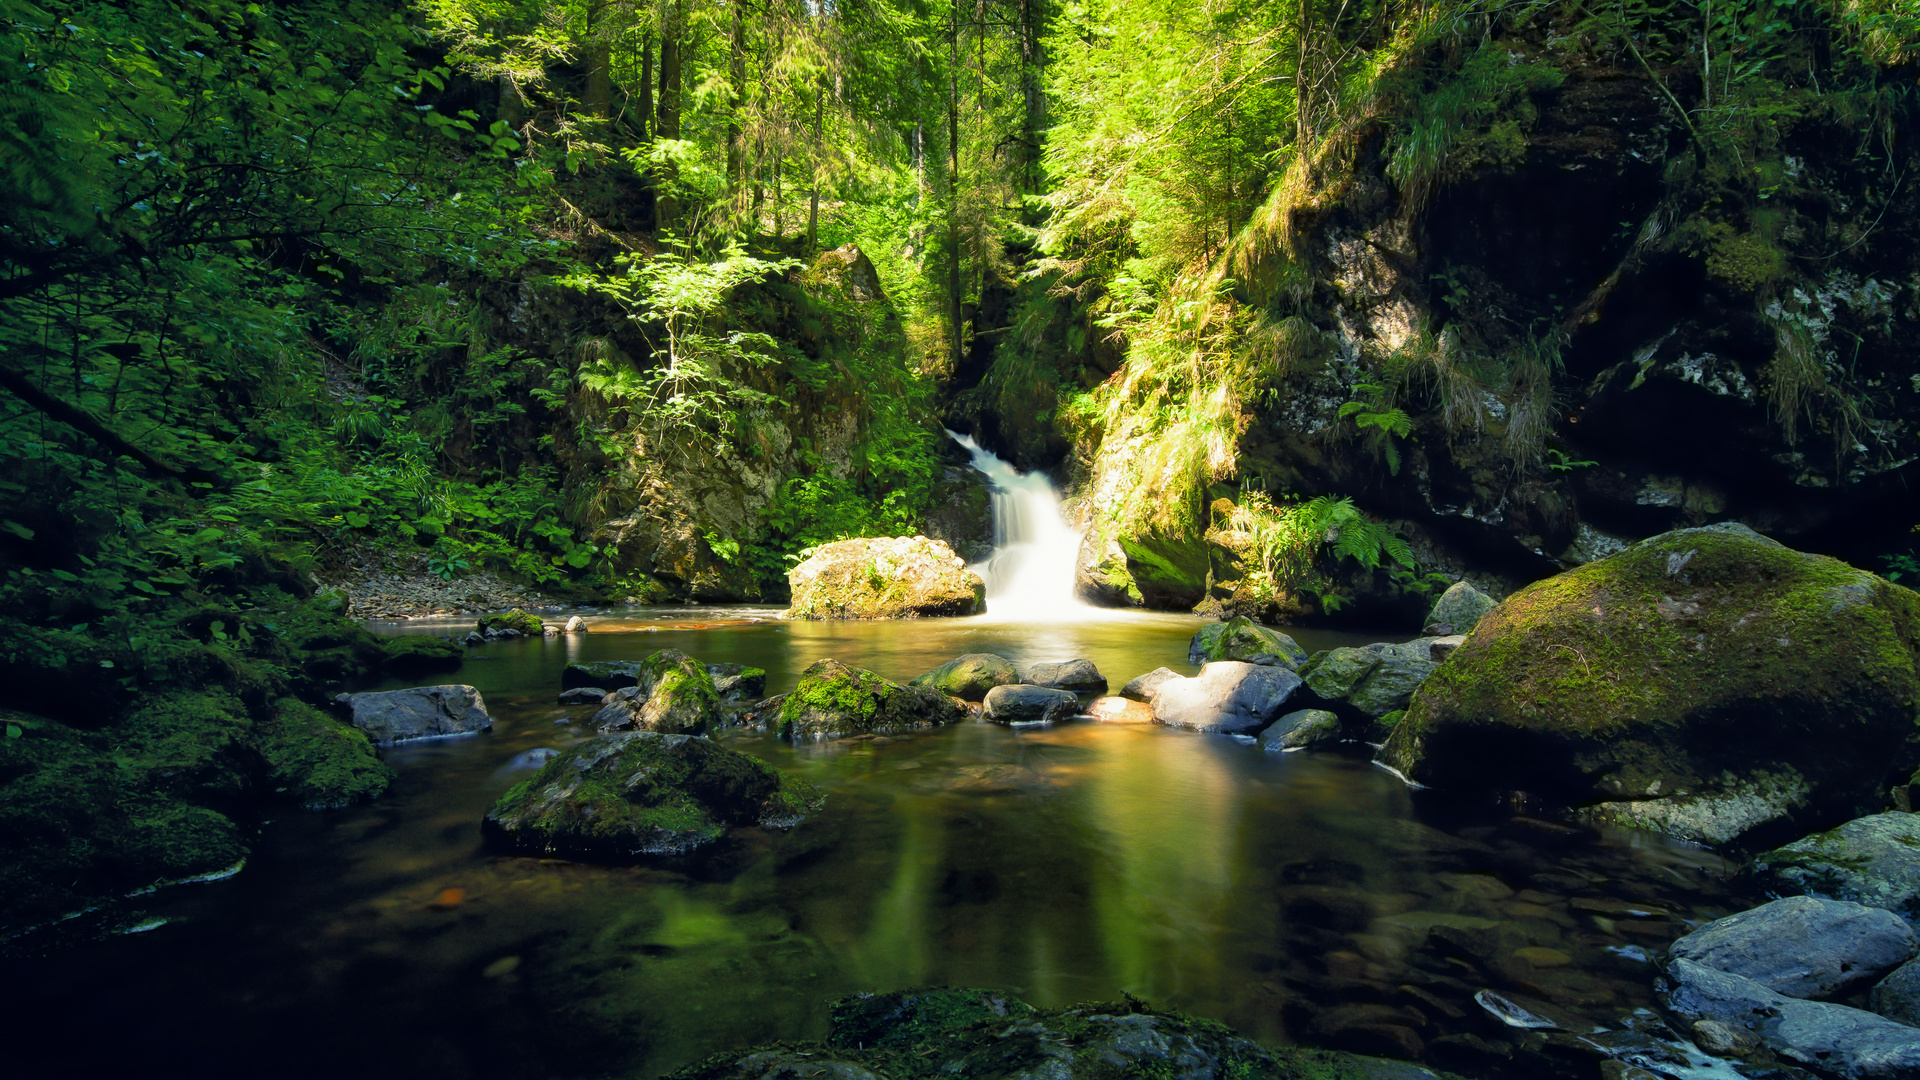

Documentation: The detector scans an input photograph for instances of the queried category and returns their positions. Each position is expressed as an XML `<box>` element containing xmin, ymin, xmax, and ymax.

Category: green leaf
<box><xmin>1</xmin><ymin>520</ymin><xmax>34</xmax><ymax>540</ymax></box>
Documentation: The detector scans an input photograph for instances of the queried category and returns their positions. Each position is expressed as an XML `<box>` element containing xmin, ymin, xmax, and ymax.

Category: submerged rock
<box><xmin>1746</xmin><ymin>812</ymin><xmax>1920</xmax><ymax>925</ymax></box>
<box><xmin>908</xmin><ymin>653</ymin><xmax>1019</xmax><ymax>700</ymax></box>
<box><xmin>1152</xmin><ymin>661</ymin><xmax>1303</xmax><ymax>734</ymax></box>
<box><xmin>1380</xmin><ymin>524</ymin><xmax>1920</xmax><ymax>847</ymax></box>
<box><xmin>482</xmin><ymin>732</ymin><xmax>820</xmax><ymax>859</ymax></box>
<box><xmin>784</xmin><ymin>536</ymin><xmax>985</xmax><ymax>619</ymax></box>
<box><xmin>982</xmin><ymin>684</ymin><xmax>1078</xmax><ymax>725</ymax></box>
<box><xmin>334</xmin><ymin>685</ymin><xmax>492</xmax><ymax>744</ymax></box>
<box><xmin>778</xmin><ymin>658</ymin><xmax>966</xmax><ymax>741</ymax></box>
<box><xmin>1424</xmin><ymin>581</ymin><xmax>1498</xmax><ymax>636</ymax></box>
<box><xmin>1188</xmin><ymin>616</ymin><xmax>1309</xmax><ymax>669</ymax></box>
<box><xmin>1666</xmin><ymin>896</ymin><xmax>1916</xmax><ymax>1000</ymax></box>
<box><xmin>586</xmin><ymin>650</ymin><xmax>722</xmax><ymax>736</ymax></box>
<box><xmin>1022</xmin><ymin>658</ymin><xmax>1107</xmax><ymax>694</ymax></box>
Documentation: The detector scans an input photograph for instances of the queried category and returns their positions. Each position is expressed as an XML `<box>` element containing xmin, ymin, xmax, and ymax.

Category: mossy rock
<box><xmin>481</xmin><ymin>732</ymin><xmax>821</xmax><ymax>860</ymax></box>
<box><xmin>1745</xmin><ymin>812</ymin><xmax>1920</xmax><ymax>925</ymax></box>
<box><xmin>1189</xmin><ymin>616</ymin><xmax>1309</xmax><ymax>669</ymax></box>
<box><xmin>252</xmin><ymin>697</ymin><xmax>391</xmax><ymax>809</ymax></box>
<box><xmin>1117</xmin><ymin>534</ymin><xmax>1210</xmax><ymax>609</ymax></box>
<box><xmin>477</xmin><ymin>607</ymin><xmax>545</xmax><ymax>636</ymax></box>
<box><xmin>1299</xmin><ymin>647</ymin><xmax>1384</xmax><ymax>701</ymax></box>
<box><xmin>909</xmin><ymin>653</ymin><xmax>1020</xmax><ymax>701</ymax></box>
<box><xmin>1381</xmin><ymin>524</ymin><xmax>1920</xmax><ymax>847</ymax></box>
<box><xmin>563</xmin><ymin>660</ymin><xmax>644</xmax><ymax>690</ymax></box>
<box><xmin>379</xmin><ymin>635</ymin><xmax>464</xmax><ymax>677</ymax></box>
<box><xmin>586</xmin><ymin>649</ymin><xmax>722</xmax><ymax>735</ymax></box>
<box><xmin>785</xmin><ymin>536</ymin><xmax>984</xmax><ymax>620</ymax></box>
<box><xmin>778</xmin><ymin>658</ymin><xmax>967</xmax><ymax>741</ymax></box>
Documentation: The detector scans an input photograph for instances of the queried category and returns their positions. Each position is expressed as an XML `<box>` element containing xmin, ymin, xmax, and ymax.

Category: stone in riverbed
<box><xmin>1152</xmin><ymin>661</ymin><xmax>1303</xmax><ymax>734</ymax></box>
<box><xmin>477</xmin><ymin>607</ymin><xmax>544</xmax><ymax>636</ymax></box>
<box><xmin>586</xmin><ymin>650</ymin><xmax>721</xmax><ymax>736</ymax></box>
<box><xmin>982</xmin><ymin>684</ymin><xmax>1078</xmax><ymax>725</ymax></box>
<box><xmin>335</xmin><ymin>685</ymin><xmax>491</xmax><ymax>744</ymax></box>
<box><xmin>778</xmin><ymin>658</ymin><xmax>966</xmax><ymax>741</ymax></box>
<box><xmin>1424</xmin><ymin>580</ymin><xmax>1498</xmax><ymax>636</ymax></box>
<box><xmin>1299</xmin><ymin>647</ymin><xmax>1383</xmax><ymax>701</ymax></box>
<box><xmin>1380</xmin><ymin>524</ymin><xmax>1920</xmax><ymax>848</ymax></box>
<box><xmin>558</xmin><ymin>686</ymin><xmax>608</xmax><ymax>705</ymax></box>
<box><xmin>1666</xmin><ymin>895</ymin><xmax>1916</xmax><ymax>1000</ymax></box>
<box><xmin>1120</xmin><ymin>667</ymin><xmax>1180</xmax><ymax>702</ymax></box>
<box><xmin>482</xmin><ymin>732</ymin><xmax>820</xmax><ymax>859</ymax></box>
<box><xmin>908</xmin><ymin>653</ymin><xmax>1019</xmax><ymax>700</ymax></box>
<box><xmin>784</xmin><ymin>536</ymin><xmax>984</xmax><ymax>619</ymax></box>
<box><xmin>564</xmin><ymin>615</ymin><xmax>588</xmax><ymax>633</ymax></box>
<box><xmin>1746</xmin><ymin>812</ymin><xmax>1920</xmax><ymax>926</ymax></box>
<box><xmin>1873</xmin><ymin>959</ymin><xmax>1920</xmax><ymax>1027</ymax></box>
<box><xmin>705</xmin><ymin>663</ymin><xmax>767</xmax><ymax>702</ymax></box>
<box><xmin>1345</xmin><ymin>639</ymin><xmax>1440</xmax><ymax>717</ymax></box>
<box><xmin>1188</xmin><ymin>616</ymin><xmax>1309</xmax><ymax>669</ymax></box>
<box><xmin>1086</xmin><ymin>696</ymin><xmax>1154</xmax><ymax>723</ymax></box>
<box><xmin>1661</xmin><ymin>957</ymin><xmax>1920</xmax><ymax>1080</ymax></box>
<box><xmin>1262</xmin><ymin>709</ymin><xmax>1343</xmax><ymax>752</ymax></box>
<box><xmin>1022</xmin><ymin>658</ymin><xmax>1107</xmax><ymax>694</ymax></box>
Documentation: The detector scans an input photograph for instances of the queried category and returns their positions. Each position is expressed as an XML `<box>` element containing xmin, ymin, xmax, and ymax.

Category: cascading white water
<box><xmin>947</xmin><ymin>430</ymin><xmax>1088</xmax><ymax>620</ymax></box>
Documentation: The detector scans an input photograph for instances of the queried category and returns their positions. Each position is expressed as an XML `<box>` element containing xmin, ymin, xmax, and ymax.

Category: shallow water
<box><xmin>0</xmin><ymin>608</ymin><xmax>1739</xmax><ymax>1080</ymax></box>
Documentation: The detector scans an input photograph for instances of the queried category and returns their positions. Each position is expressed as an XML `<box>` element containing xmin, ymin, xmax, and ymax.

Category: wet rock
<box><xmin>1690</xmin><ymin>1018</ymin><xmax>1758</xmax><ymax>1057</ymax></box>
<box><xmin>1667</xmin><ymin>896</ymin><xmax>1917</xmax><ymax>999</ymax></box>
<box><xmin>706</xmin><ymin>663</ymin><xmax>768</xmax><ymax>703</ymax></box>
<box><xmin>1424</xmin><ymin>581</ymin><xmax>1498</xmax><ymax>636</ymax></box>
<box><xmin>1120</xmin><ymin>667</ymin><xmax>1181</xmax><ymax>702</ymax></box>
<box><xmin>908</xmin><ymin>653</ymin><xmax>1019</xmax><ymax>700</ymax></box>
<box><xmin>1347</xmin><ymin>640</ymin><xmax>1440</xmax><ymax>717</ymax></box>
<box><xmin>505</xmin><ymin>748</ymin><xmax>559</xmax><ymax>770</ymax></box>
<box><xmin>482</xmin><ymin>732</ymin><xmax>820</xmax><ymax>860</ymax></box>
<box><xmin>1300</xmin><ymin>647</ymin><xmax>1385</xmax><ymax>701</ymax></box>
<box><xmin>1262</xmin><ymin>708</ymin><xmax>1343</xmax><ymax>752</ymax></box>
<box><xmin>1661</xmin><ymin>958</ymin><xmax>1920</xmax><ymax>1080</ymax></box>
<box><xmin>1086</xmin><ymin>696</ymin><xmax>1155</xmax><ymax>723</ymax></box>
<box><xmin>334</xmin><ymin>685</ymin><xmax>492</xmax><ymax>744</ymax></box>
<box><xmin>564</xmin><ymin>615</ymin><xmax>588</xmax><ymax>634</ymax></box>
<box><xmin>477</xmin><ymin>607</ymin><xmax>544</xmax><ymax>636</ymax></box>
<box><xmin>586</xmin><ymin>650</ymin><xmax>723</xmax><ymax>736</ymax></box>
<box><xmin>563</xmin><ymin>660</ymin><xmax>646</xmax><ymax>691</ymax></box>
<box><xmin>1188</xmin><ymin>616</ymin><xmax>1309</xmax><ymax>669</ymax></box>
<box><xmin>1381</xmin><ymin>525</ymin><xmax>1920</xmax><ymax>847</ymax></box>
<box><xmin>558</xmin><ymin>687</ymin><xmax>608</xmax><ymax>705</ymax></box>
<box><xmin>982</xmin><ymin>684</ymin><xmax>1078</xmax><ymax>725</ymax></box>
<box><xmin>1022</xmin><ymin>658</ymin><xmax>1107</xmax><ymax>694</ymax></box>
<box><xmin>1152</xmin><ymin>661</ymin><xmax>1303</xmax><ymax>734</ymax></box>
<box><xmin>1871</xmin><ymin>959</ymin><xmax>1920</xmax><ymax>1027</ymax></box>
<box><xmin>463</xmin><ymin>631</ymin><xmax>484</xmax><ymax>647</ymax></box>
<box><xmin>784</xmin><ymin>536</ymin><xmax>984</xmax><ymax>619</ymax></box>
<box><xmin>778</xmin><ymin>658</ymin><xmax>966</xmax><ymax>741</ymax></box>
<box><xmin>1747</xmin><ymin>812</ymin><xmax>1920</xmax><ymax>925</ymax></box>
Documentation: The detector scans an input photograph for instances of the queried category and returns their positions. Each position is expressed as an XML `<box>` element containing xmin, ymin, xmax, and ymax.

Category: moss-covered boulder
<box><xmin>785</xmin><ymin>536</ymin><xmax>985</xmax><ymax>619</ymax></box>
<box><xmin>705</xmin><ymin>663</ymin><xmax>768</xmax><ymax>702</ymax></box>
<box><xmin>778</xmin><ymin>658</ymin><xmax>967</xmax><ymax>741</ymax></box>
<box><xmin>253</xmin><ymin>697</ymin><xmax>391</xmax><ymax>808</ymax></box>
<box><xmin>909</xmin><ymin>653</ymin><xmax>1020</xmax><ymax>700</ymax></box>
<box><xmin>379</xmin><ymin>635</ymin><xmax>464</xmax><ymax>676</ymax></box>
<box><xmin>1424</xmin><ymin>581</ymin><xmax>1498</xmax><ymax>636</ymax></box>
<box><xmin>477</xmin><ymin>607</ymin><xmax>545</xmax><ymax>637</ymax></box>
<box><xmin>1188</xmin><ymin>616</ymin><xmax>1309</xmax><ymax>669</ymax></box>
<box><xmin>586</xmin><ymin>649</ymin><xmax>721</xmax><ymax>735</ymax></box>
<box><xmin>1380</xmin><ymin>524</ymin><xmax>1920</xmax><ymax>847</ymax></box>
<box><xmin>482</xmin><ymin>732</ymin><xmax>821</xmax><ymax>859</ymax></box>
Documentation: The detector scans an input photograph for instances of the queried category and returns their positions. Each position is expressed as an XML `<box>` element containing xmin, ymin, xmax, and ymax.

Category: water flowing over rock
<box><xmin>334</xmin><ymin>685</ymin><xmax>492</xmax><ymax>744</ymax></box>
<box><xmin>908</xmin><ymin>653</ymin><xmax>1019</xmax><ymax>700</ymax></box>
<box><xmin>1188</xmin><ymin>616</ymin><xmax>1309</xmax><ymax>669</ymax></box>
<box><xmin>1379</xmin><ymin>524</ymin><xmax>1920</xmax><ymax>847</ymax></box>
<box><xmin>1746</xmin><ymin>813</ymin><xmax>1920</xmax><ymax>926</ymax></box>
<box><xmin>482</xmin><ymin>732</ymin><xmax>820</xmax><ymax>860</ymax></box>
<box><xmin>948</xmin><ymin>431</ymin><xmax>1087</xmax><ymax>620</ymax></box>
<box><xmin>1151</xmin><ymin>661</ymin><xmax>1304</xmax><ymax>734</ymax></box>
<box><xmin>777</xmin><ymin>658</ymin><xmax>966</xmax><ymax>741</ymax></box>
<box><xmin>982</xmin><ymin>684</ymin><xmax>1078</xmax><ymax>725</ymax></box>
<box><xmin>784</xmin><ymin>536</ymin><xmax>985</xmax><ymax>619</ymax></box>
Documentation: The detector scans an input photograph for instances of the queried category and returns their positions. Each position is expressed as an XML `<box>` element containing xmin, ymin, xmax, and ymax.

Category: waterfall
<box><xmin>947</xmin><ymin>430</ymin><xmax>1088</xmax><ymax>620</ymax></box>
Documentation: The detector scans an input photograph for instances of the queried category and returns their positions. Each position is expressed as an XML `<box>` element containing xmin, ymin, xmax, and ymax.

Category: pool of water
<box><xmin>0</xmin><ymin>608</ymin><xmax>1739</xmax><ymax>1080</ymax></box>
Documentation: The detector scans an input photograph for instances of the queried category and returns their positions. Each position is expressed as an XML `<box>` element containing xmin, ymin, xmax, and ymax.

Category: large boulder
<box><xmin>909</xmin><ymin>653</ymin><xmax>1020</xmax><ymax>700</ymax></box>
<box><xmin>482</xmin><ymin>732</ymin><xmax>820</xmax><ymax>859</ymax></box>
<box><xmin>1661</xmin><ymin>958</ymin><xmax>1920</xmax><ymax>1080</ymax></box>
<box><xmin>1152</xmin><ymin>662</ymin><xmax>1303</xmax><ymax>734</ymax></box>
<box><xmin>334</xmin><ymin>685</ymin><xmax>491</xmax><ymax>744</ymax></box>
<box><xmin>784</xmin><ymin>536</ymin><xmax>985</xmax><ymax>619</ymax></box>
<box><xmin>1188</xmin><ymin>617</ymin><xmax>1309</xmax><ymax>669</ymax></box>
<box><xmin>982</xmin><ymin>684</ymin><xmax>1078</xmax><ymax>725</ymax></box>
<box><xmin>1345</xmin><ymin>639</ymin><xmax>1439</xmax><ymax>718</ymax></box>
<box><xmin>1424</xmin><ymin>581</ymin><xmax>1498</xmax><ymax>636</ymax></box>
<box><xmin>1299</xmin><ymin>647</ymin><xmax>1383</xmax><ymax>701</ymax></box>
<box><xmin>584</xmin><ymin>650</ymin><xmax>722</xmax><ymax>736</ymax></box>
<box><xmin>1873</xmin><ymin>960</ymin><xmax>1920</xmax><ymax>1027</ymax></box>
<box><xmin>1667</xmin><ymin>896</ymin><xmax>1917</xmax><ymax>1000</ymax></box>
<box><xmin>1379</xmin><ymin>524</ymin><xmax>1920</xmax><ymax>847</ymax></box>
<box><xmin>778</xmin><ymin>658</ymin><xmax>967</xmax><ymax>741</ymax></box>
<box><xmin>1022</xmin><ymin>658</ymin><xmax>1107</xmax><ymax>694</ymax></box>
<box><xmin>1746</xmin><ymin>813</ymin><xmax>1920</xmax><ymax>925</ymax></box>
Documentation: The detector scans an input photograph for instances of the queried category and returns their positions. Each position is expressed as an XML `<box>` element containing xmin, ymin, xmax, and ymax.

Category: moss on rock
<box><xmin>909</xmin><ymin>653</ymin><xmax>1020</xmax><ymax>701</ymax></box>
<box><xmin>785</xmin><ymin>536</ymin><xmax>985</xmax><ymax>620</ymax></box>
<box><xmin>379</xmin><ymin>635</ymin><xmax>464</xmax><ymax>677</ymax></box>
<box><xmin>1381</xmin><ymin>524</ymin><xmax>1920</xmax><ymax>846</ymax></box>
<box><xmin>253</xmin><ymin>697</ymin><xmax>391</xmax><ymax>808</ymax></box>
<box><xmin>477</xmin><ymin>607</ymin><xmax>545</xmax><ymax>636</ymax></box>
<box><xmin>481</xmin><ymin>732</ymin><xmax>822</xmax><ymax>859</ymax></box>
<box><xmin>1190</xmin><ymin>617</ymin><xmax>1309</xmax><ymax>669</ymax></box>
<box><xmin>779</xmin><ymin>658</ymin><xmax>968</xmax><ymax>741</ymax></box>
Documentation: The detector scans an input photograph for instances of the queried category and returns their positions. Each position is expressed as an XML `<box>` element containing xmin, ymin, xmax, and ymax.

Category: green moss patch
<box><xmin>252</xmin><ymin>697</ymin><xmax>391</xmax><ymax>808</ymax></box>
<box><xmin>778</xmin><ymin>658</ymin><xmax>966</xmax><ymax>741</ymax></box>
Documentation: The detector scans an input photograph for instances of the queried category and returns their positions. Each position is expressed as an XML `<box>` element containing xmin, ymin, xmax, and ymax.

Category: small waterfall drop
<box><xmin>947</xmin><ymin>430</ymin><xmax>1088</xmax><ymax>620</ymax></box>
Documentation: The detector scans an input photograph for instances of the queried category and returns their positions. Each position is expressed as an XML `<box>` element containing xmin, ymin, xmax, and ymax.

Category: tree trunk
<box><xmin>585</xmin><ymin>2</ymin><xmax>612</xmax><ymax>119</ymax></box>
<box><xmin>638</xmin><ymin>30</ymin><xmax>654</xmax><ymax>140</ymax></box>
<box><xmin>726</xmin><ymin>2</ymin><xmax>746</xmax><ymax>195</ymax></box>
<box><xmin>946</xmin><ymin>1</ymin><xmax>964</xmax><ymax>369</ymax></box>
<box><xmin>807</xmin><ymin>85</ymin><xmax>823</xmax><ymax>250</ymax></box>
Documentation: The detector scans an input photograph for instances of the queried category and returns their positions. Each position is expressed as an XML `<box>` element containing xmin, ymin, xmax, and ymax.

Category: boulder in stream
<box><xmin>1379</xmin><ymin>524</ymin><xmax>1920</xmax><ymax>847</ymax></box>
<box><xmin>1746</xmin><ymin>812</ymin><xmax>1920</xmax><ymax>925</ymax></box>
<box><xmin>1188</xmin><ymin>616</ymin><xmax>1308</xmax><ymax>669</ymax></box>
<box><xmin>1022</xmin><ymin>658</ymin><xmax>1107</xmax><ymax>694</ymax></box>
<box><xmin>334</xmin><ymin>685</ymin><xmax>492</xmax><ymax>744</ymax></box>
<box><xmin>1120</xmin><ymin>667</ymin><xmax>1180</xmax><ymax>702</ymax></box>
<box><xmin>1661</xmin><ymin>958</ymin><xmax>1920</xmax><ymax>1080</ymax></box>
<box><xmin>586</xmin><ymin>650</ymin><xmax>722</xmax><ymax>736</ymax></box>
<box><xmin>1666</xmin><ymin>895</ymin><xmax>1916</xmax><ymax>1000</ymax></box>
<box><xmin>778</xmin><ymin>658</ymin><xmax>966</xmax><ymax>741</ymax></box>
<box><xmin>1424</xmin><ymin>581</ymin><xmax>1498</xmax><ymax>636</ymax></box>
<box><xmin>482</xmin><ymin>732</ymin><xmax>821</xmax><ymax>859</ymax></box>
<box><xmin>784</xmin><ymin>536</ymin><xmax>984</xmax><ymax>619</ymax></box>
<box><xmin>705</xmin><ymin>663</ymin><xmax>767</xmax><ymax>703</ymax></box>
<box><xmin>909</xmin><ymin>653</ymin><xmax>1020</xmax><ymax>700</ymax></box>
<box><xmin>1152</xmin><ymin>661</ymin><xmax>1303</xmax><ymax>734</ymax></box>
<box><xmin>982</xmin><ymin>684</ymin><xmax>1078</xmax><ymax>725</ymax></box>
<box><xmin>1262</xmin><ymin>709</ymin><xmax>1343</xmax><ymax>752</ymax></box>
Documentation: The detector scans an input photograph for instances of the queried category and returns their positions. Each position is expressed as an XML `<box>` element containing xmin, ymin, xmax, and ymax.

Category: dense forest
<box><xmin>4</xmin><ymin>0</ymin><xmax>1920</xmax><ymax>1071</ymax></box>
